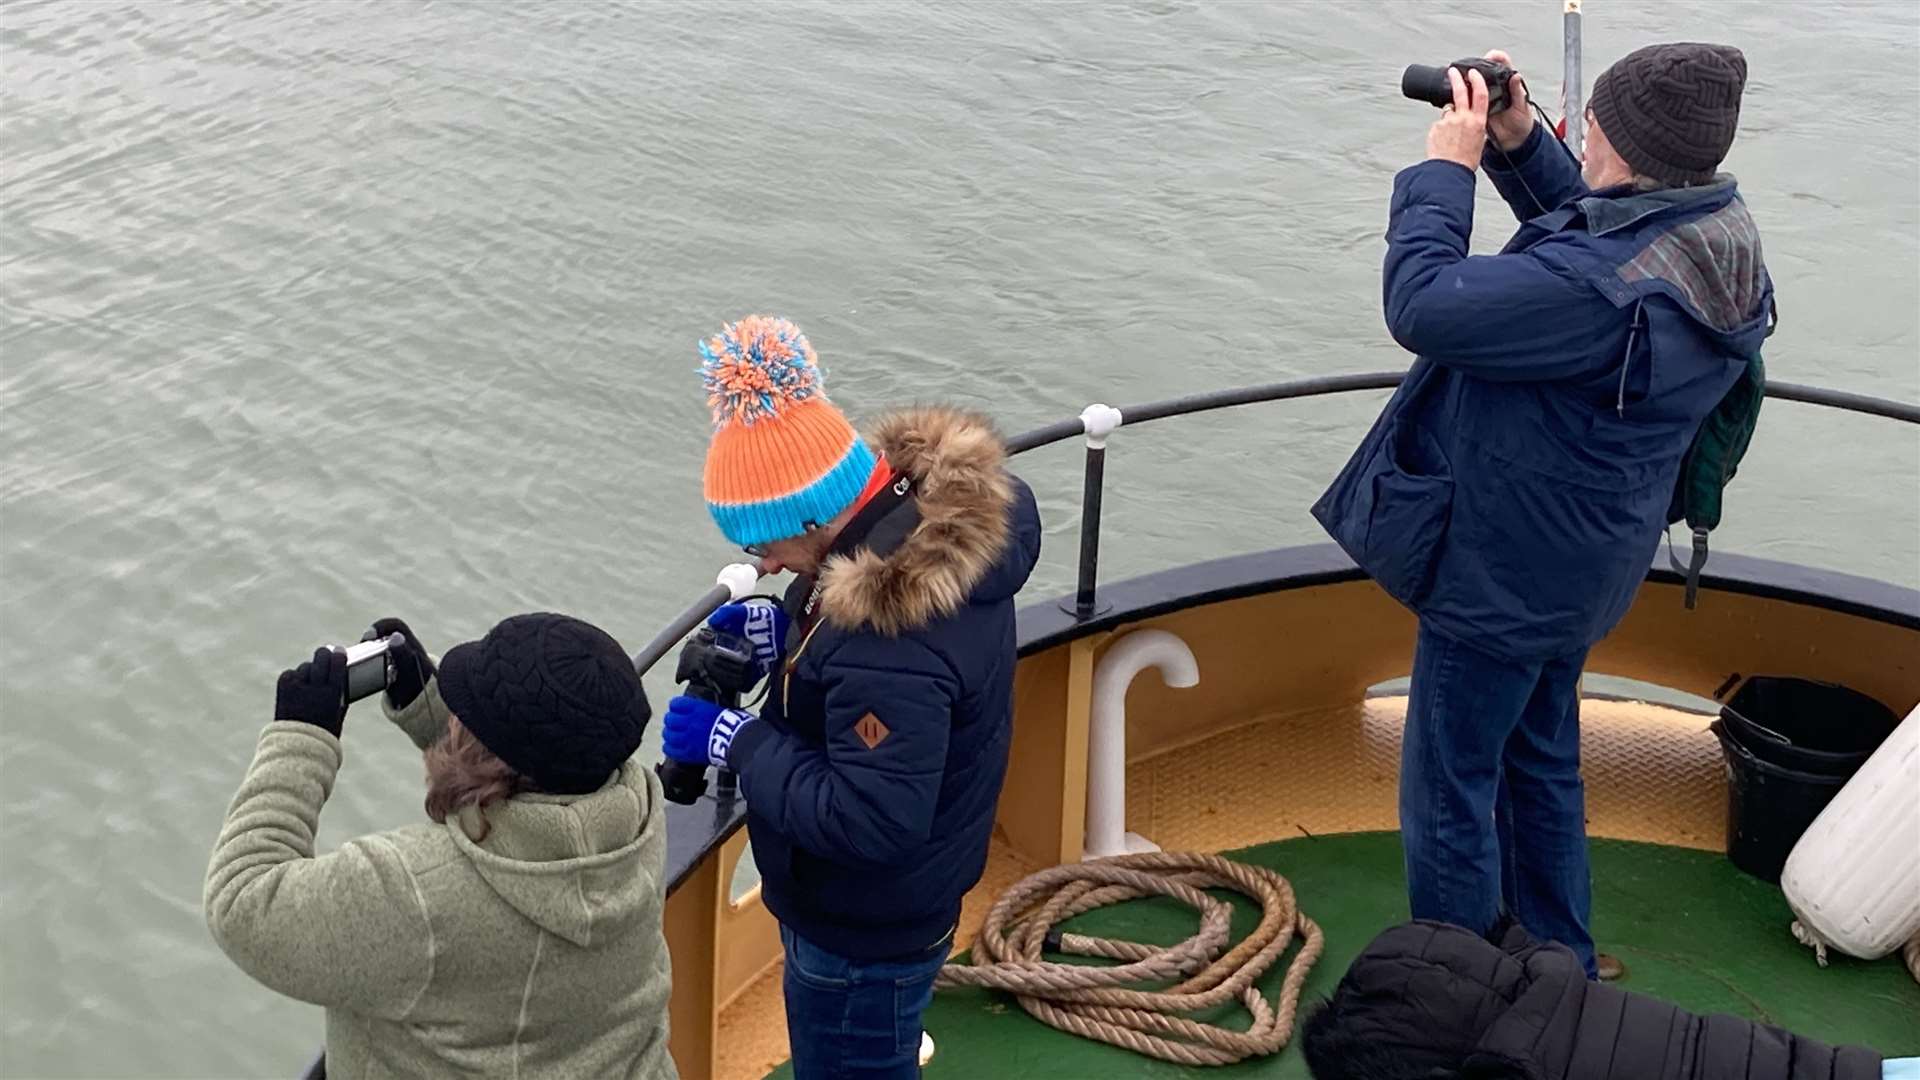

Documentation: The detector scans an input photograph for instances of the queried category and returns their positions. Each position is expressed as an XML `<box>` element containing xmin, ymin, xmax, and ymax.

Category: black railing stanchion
<box><xmin>1062</xmin><ymin>404</ymin><xmax>1123</xmax><ymax>620</ymax></box>
<box><xmin>1074</xmin><ymin>444</ymin><xmax>1105</xmax><ymax>617</ymax></box>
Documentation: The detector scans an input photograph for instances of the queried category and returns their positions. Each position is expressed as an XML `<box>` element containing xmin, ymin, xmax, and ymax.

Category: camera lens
<box><xmin>1401</xmin><ymin>64</ymin><xmax>1453</xmax><ymax>108</ymax></box>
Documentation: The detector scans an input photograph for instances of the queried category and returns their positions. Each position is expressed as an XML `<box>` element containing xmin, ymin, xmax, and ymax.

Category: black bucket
<box><xmin>1717</xmin><ymin>675</ymin><xmax>1898</xmax><ymax>775</ymax></box>
<box><xmin>1711</xmin><ymin>718</ymin><xmax>1852</xmax><ymax>884</ymax></box>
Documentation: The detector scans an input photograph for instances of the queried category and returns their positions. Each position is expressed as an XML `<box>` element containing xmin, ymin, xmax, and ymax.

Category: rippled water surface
<box><xmin>3</xmin><ymin>1</ymin><xmax>1916</xmax><ymax>1075</ymax></box>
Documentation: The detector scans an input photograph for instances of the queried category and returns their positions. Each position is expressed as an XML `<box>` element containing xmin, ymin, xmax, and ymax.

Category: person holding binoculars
<box><xmin>203</xmin><ymin>613</ymin><xmax>677</xmax><ymax>1079</ymax></box>
<box><xmin>1315</xmin><ymin>42</ymin><xmax>1774</xmax><ymax>979</ymax></box>
<box><xmin>659</xmin><ymin>316</ymin><xmax>1041</xmax><ymax>1080</ymax></box>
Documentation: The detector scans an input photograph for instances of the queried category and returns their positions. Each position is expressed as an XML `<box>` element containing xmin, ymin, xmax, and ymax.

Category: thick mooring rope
<box><xmin>935</xmin><ymin>851</ymin><xmax>1323</xmax><ymax>1067</ymax></box>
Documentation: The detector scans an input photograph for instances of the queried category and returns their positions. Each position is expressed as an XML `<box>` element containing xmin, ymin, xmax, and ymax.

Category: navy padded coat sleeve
<box><xmin>1383</xmin><ymin>159</ymin><xmax>1621</xmax><ymax>382</ymax></box>
<box><xmin>1481</xmin><ymin>122</ymin><xmax>1589</xmax><ymax>222</ymax></box>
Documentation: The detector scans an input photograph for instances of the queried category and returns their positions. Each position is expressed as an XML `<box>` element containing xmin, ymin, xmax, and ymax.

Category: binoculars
<box><xmin>1402</xmin><ymin>58</ymin><xmax>1517</xmax><ymax>115</ymax></box>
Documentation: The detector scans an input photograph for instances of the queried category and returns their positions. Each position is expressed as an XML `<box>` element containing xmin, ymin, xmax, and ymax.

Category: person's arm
<box><xmin>729</xmin><ymin>641</ymin><xmax>956</xmax><ymax>866</ymax></box>
<box><xmin>366</xmin><ymin>617</ymin><xmax>445</xmax><ymax>750</ymax></box>
<box><xmin>203</xmin><ymin>654</ymin><xmax>434</xmax><ymax>1016</ymax></box>
<box><xmin>383</xmin><ymin>676</ymin><xmax>450</xmax><ymax>750</ymax></box>
<box><xmin>1483</xmin><ymin>123</ymin><xmax>1588</xmax><ymax>223</ymax></box>
<box><xmin>1383</xmin><ymin>161</ymin><xmax>1621</xmax><ymax>382</ymax></box>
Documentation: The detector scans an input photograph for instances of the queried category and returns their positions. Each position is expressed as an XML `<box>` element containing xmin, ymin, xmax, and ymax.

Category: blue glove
<box><xmin>662</xmin><ymin>694</ymin><xmax>756</xmax><ymax>769</ymax></box>
<box><xmin>707</xmin><ymin>600</ymin><xmax>789</xmax><ymax>682</ymax></box>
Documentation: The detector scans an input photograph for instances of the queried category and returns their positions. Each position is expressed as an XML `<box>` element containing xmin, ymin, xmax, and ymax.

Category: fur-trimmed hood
<box><xmin>818</xmin><ymin>406</ymin><xmax>1038</xmax><ymax>636</ymax></box>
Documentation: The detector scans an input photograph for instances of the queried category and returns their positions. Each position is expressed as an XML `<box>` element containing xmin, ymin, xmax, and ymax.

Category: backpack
<box><xmin>1667</xmin><ymin>301</ymin><xmax>1775</xmax><ymax>608</ymax></box>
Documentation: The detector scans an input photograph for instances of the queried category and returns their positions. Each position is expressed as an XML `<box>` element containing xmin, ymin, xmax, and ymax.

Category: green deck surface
<box><xmin>766</xmin><ymin>833</ymin><xmax>1919</xmax><ymax>1078</ymax></box>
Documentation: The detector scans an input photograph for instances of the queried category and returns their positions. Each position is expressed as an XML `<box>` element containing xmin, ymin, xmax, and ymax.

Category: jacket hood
<box><xmin>446</xmin><ymin>760</ymin><xmax>662</xmax><ymax>947</ymax></box>
<box><xmin>819</xmin><ymin>406</ymin><xmax>1038</xmax><ymax>636</ymax></box>
<box><xmin>1592</xmin><ymin>178</ymin><xmax>1774</xmax><ymax>355</ymax></box>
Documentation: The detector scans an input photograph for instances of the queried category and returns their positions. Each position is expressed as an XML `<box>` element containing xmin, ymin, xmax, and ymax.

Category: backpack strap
<box><xmin>1666</xmin><ymin>526</ymin><xmax>1710</xmax><ymax>610</ymax></box>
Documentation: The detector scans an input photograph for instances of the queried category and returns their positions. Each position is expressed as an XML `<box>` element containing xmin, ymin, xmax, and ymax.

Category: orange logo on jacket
<box><xmin>854</xmin><ymin>713</ymin><xmax>890</xmax><ymax>750</ymax></box>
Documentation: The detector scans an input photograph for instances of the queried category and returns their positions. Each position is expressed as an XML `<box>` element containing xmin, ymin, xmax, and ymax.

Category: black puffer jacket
<box><xmin>1303</xmin><ymin>920</ymin><xmax>1883</xmax><ymax>1080</ymax></box>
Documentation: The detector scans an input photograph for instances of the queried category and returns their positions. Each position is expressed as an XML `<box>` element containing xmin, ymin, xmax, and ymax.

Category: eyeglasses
<box><xmin>742</xmin><ymin>521</ymin><xmax>821</xmax><ymax>561</ymax></box>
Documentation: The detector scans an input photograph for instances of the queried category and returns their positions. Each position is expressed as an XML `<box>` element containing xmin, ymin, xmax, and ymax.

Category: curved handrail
<box><xmin>644</xmin><ymin>370</ymin><xmax>1919</xmax><ymax>679</ymax></box>
<box><xmin>1004</xmin><ymin>372</ymin><xmax>1405</xmax><ymax>454</ymax></box>
<box><xmin>1006</xmin><ymin>372</ymin><xmax>1920</xmax><ymax>455</ymax></box>
<box><xmin>1764</xmin><ymin>381</ymin><xmax>1920</xmax><ymax>425</ymax></box>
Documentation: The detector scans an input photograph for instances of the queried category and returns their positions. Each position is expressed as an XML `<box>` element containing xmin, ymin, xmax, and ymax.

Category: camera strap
<box><xmin>772</xmin><ymin>463</ymin><xmax>919</xmax><ymax>712</ymax></box>
<box><xmin>792</xmin><ymin>462</ymin><xmax>920</xmax><ymax>633</ymax></box>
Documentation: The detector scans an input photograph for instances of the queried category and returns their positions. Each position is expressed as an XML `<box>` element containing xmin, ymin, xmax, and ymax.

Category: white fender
<box><xmin>1780</xmin><ymin>705</ymin><xmax>1920</xmax><ymax>962</ymax></box>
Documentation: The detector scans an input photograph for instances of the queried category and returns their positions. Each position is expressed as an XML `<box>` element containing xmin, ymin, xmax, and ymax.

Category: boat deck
<box><xmin>766</xmin><ymin>831</ymin><xmax>1918</xmax><ymax>1078</ymax></box>
<box><xmin>726</xmin><ymin>697</ymin><xmax>1917</xmax><ymax>1078</ymax></box>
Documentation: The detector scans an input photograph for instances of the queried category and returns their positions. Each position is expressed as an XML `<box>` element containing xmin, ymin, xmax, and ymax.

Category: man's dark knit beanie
<box><xmin>438</xmin><ymin>612</ymin><xmax>650</xmax><ymax>795</ymax></box>
<box><xmin>1589</xmin><ymin>42</ymin><xmax>1747</xmax><ymax>186</ymax></box>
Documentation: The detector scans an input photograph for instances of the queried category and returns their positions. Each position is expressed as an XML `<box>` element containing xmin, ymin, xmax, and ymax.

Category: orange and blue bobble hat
<box><xmin>700</xmin><ymin>316</ymin><xmax>877</xmax><ymax>549</ymax></box>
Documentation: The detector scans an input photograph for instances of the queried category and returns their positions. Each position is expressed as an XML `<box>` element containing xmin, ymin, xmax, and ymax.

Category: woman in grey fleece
<box><xmin>204</xmin><ymin>613</ymin><xmax>677</xmax><ymax>1079</ymax></box>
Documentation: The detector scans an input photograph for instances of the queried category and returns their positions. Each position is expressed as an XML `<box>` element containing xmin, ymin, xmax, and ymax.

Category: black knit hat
<box><xmin>437</xmin><ymin>613</ymin><xmax>650</xmax><ymax>795</ymax></box>
<box><xmin>1589</xmin><ymin>42</ymin><xmax>1747</xmax><ymax>186</ymax></box>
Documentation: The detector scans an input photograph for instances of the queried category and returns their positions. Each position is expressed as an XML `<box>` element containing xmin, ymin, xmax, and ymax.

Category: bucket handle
<box><xmin>1721</xmin><ymin>705</ymin><xmax>1797</xmax><ymax>749</ymax></box>
<box><xmin>1713</xmin><ymin>672</ymin><xmax>1741</xmax><ymax>700</ymax></box>
<box><xmin>1714</xmin><ymin>674</ymin><xmax>1802</xmax><ymax>749</ymax></box>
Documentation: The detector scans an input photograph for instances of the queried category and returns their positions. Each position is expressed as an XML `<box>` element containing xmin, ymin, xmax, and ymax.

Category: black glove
<box><xmin>363</xmin><ymin>617</ymin><xmax>433</xmax><ymax>710</ymax></box>
<box><xmin>276</xmin><ymin>646</ymin><xmax>349</xmax><ymax>737</ymax></box>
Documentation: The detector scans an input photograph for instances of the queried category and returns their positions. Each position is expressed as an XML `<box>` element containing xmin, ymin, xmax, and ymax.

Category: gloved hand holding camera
<box><xmin>362</xmin><ymin>616</ymin><xmax>434</xmax><ymax>710</ymax></box>
<box><xmin>654</xmin><ymin>600</ymin><xmax>774</xmax><ymax>803</ymax></box>
<box><xmin>705</xmin><ymin>599</ymin><xmax>789</xmax><ymax>683</ymax></box>
<box><xmin>662</xmin><ymin>696</ymin><xmax>755</xmax><ymax>769</ymax></box>
<box><xmin>276</xmin><ymin>647</ymin><xmax>351</xmax><ymax>737</ymax></box>
<box><xmin>273</xmin><ymin>617</ymin><xmax>433</xmax><ymax>737</ymax></box>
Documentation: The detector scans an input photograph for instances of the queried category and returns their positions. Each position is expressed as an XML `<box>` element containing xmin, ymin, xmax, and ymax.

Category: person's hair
<box><xmin>423</xmin><ymin>714</ymin><xmax>539</xmax><ymax>833</ymax></box>
<box><xmin>1586</xmin><ymin>110</ymin><xmax>1707</xmax><ymax>192</ymax></box>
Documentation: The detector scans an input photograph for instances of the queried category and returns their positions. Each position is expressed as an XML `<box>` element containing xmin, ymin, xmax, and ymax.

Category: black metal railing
<box><xmin>1028</xmin><ymin>375</ymin><xmax>1920</xmax><ymax>622</ymax></box>
<box><xmin>638</xmin><ymin>371</ymin><xmax>1920</xmax><ymax>680</ymax></box>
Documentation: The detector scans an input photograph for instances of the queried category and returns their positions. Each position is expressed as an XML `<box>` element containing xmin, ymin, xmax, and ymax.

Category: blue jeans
<box><xmin>781</xmin><ymin>924</ymin><xmax>951</xmax><ymax>1080</ymax></box>
<box><xmin>1401</xmin><ymin>621</ymin><xmax>1597</xmax><ymax>977</ymax></box>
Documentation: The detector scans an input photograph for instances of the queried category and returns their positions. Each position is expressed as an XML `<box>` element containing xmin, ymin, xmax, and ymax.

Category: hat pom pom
<box><xmin>699</xmin><ymin>315</ymin><xmax>824</xmax><ymax>427</ymax></box>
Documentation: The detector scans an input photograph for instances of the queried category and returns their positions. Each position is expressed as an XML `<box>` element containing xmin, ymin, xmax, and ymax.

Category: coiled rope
<box><xmin>934</xmin><ymin>851</ymin><xmax>1323</xmax><ymax>1067</ymax></box>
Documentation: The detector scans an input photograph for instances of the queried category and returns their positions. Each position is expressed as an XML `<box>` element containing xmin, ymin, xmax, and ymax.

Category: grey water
<box><xmin>2</xmin><ymin>1</ymin><xmax>1915</xmax><ymax>1076</ymax></box>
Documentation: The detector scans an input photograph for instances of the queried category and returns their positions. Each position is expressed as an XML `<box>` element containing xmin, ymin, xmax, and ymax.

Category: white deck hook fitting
<box><xmin>1084</xmin><ymin>628</ymin><xmax>1199</xmax><ymax>859</ymax></box>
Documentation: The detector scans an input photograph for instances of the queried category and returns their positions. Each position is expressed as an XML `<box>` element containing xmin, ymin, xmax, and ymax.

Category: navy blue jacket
<box><xmin>1313</xmin><ymin>125</ymin><xmax>1775</xmax><ymax>661</ymax></box>
<box><xmin>726</xmin><ymin>407</ymin><xmax>1042</xmax><ymax>961</ymax></box>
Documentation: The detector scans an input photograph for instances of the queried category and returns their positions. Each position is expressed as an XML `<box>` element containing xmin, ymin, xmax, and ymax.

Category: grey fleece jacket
<box><xmin>204</xmin><ymin>679</ymin><xmax>677</xmax><ymax>1079</ymax></box>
